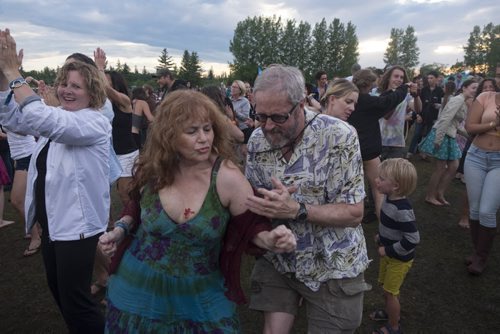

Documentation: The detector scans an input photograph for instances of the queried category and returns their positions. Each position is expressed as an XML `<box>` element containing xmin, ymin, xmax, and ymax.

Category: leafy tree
<box><xmin>339</xmin><ymin>22</ymin><xmax>359</xmax><ymax>77</ymax></box>
<box><xmin>325</xmin><ymin>18</ymin><xmax>344</xmax><ymax>77</ymax></box>
<box><xmin>179</xmin><ymin>50</ymin><xmax>203</xmax><ymax>87</ymax></box>
<box><xmin>115</xmin><ymin>59</ymin><xmax>123</xmax><ymax>72</ymax></box>
<box><xmin>384</xmin><ymin>28</ymin><xmax>403</xmax><ymax>67</ymax></box>
<box><xmin>419</xmin><ymin>63</ymin><xmax>446</xmax><ymax>77</ymax></box>
<box><xmin>450</xmin><ymin>61</ymin><xmax>466</xmax><ymax>74</ymax></box>
<box><xmin>229</xmin><ymin>16</ymin><xmax>282</xmax><ymax>82</ymax></box>
<box><xmin>280</xmin><ymin>19</ymin><xmax>298</xmax><ymax>66</ymax></box>
<box><xmin>463</xmin><ymin>23</ymin><xmax>500</xmax><ymax>75</ymax></box>
<box><xmin>310</xmin><ymin>18</ymin><xmax>329</xmax><ymax>75</ymax></box>
<box><xmin>122</xmin><ymin>62</ymin><xmax>131</xmax><ymax>74</ymax></box>
<box><xmin>463</xmin><ymin>26</ymin><xmax>483</xmax><ymax>72</ymax></box>
<box><xmin>400</xmin><ymin>26</ymin><xmax>420</xmax><ymax>72</ymax></box>
<box><xmin>295</xmin><ymin>21</ymin><xmax>313</xmax><ymax>79</ymax></box>
<box><xmin>384</xmin><ymin>26</ymin><xmax>419</xmax><ymax>73</ymax></box>
<box><xmin>207</xmin><ymin>67</ymin><xmax>215</xmax><ymax>81</ymax></box>
<box><xmin>229</xmin><ymin>17</ymin><xmax>259</xmax><ymax>81</ymax></box>
<box><xmin>481</xmin><ymin>23</ymin><xmax>500</xmax><ymax>75</ymax></box>
<box><xmin>157</xmin><ymin>48</ymin><xmax>175</xmax><ymax>71</ymax></box>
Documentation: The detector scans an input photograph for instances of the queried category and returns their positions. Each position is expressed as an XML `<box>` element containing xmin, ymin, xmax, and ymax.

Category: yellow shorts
<box><xmin>378</xmin><ymin>256</ymin><xmax>413</xmax><ymax>296</ymax></box>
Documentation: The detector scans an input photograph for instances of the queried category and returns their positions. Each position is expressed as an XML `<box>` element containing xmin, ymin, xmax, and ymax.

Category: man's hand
<box><xmin>246</xmin><ymin>177</ymin><xmax>298</xmax><ymax>220</ymax></box>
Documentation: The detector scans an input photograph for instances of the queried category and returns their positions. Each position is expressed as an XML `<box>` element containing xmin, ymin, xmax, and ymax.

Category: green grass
<box><xmin>0</xmin><ymin>158</ymin><xmax>499</xmax><ymax>333</ymax></box>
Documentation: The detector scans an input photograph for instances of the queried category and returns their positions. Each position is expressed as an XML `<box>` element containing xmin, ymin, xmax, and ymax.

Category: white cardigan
<box><xmin>1</xmin><ymin>92</ymin><xmax>112</xmax><ymax>241</ymax></box>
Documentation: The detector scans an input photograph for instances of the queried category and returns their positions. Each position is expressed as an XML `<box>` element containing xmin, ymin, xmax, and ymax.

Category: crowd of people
<box><xmin>1</xmin><ymin>27</ymin><xmax>499</xmax><ymax>334</ymax></box>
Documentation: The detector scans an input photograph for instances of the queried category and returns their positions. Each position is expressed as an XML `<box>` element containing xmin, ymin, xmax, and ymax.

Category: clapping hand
<box><xmin>0</xmin><ymin>29</ymin><xmax>21</xmax><ymax>77</ymax></box>
<box><xmin>93</xmin><ymin>47</ymin><xmax>107</xmax><ymax>71</ymax></box>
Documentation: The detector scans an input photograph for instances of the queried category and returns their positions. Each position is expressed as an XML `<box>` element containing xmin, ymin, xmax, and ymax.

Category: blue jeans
<box><xmin>408</xmin><ymin>122</ymin><xmax>423</xmax><ymax>154</ymax></box>
<box><xmin>464</xmin><ymin>144</ymin><xmax>500</xmax><ymax>228</ymax></box>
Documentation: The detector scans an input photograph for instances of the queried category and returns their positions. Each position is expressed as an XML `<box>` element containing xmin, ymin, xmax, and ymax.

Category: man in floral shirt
<box><xmin>245</xmin><ymin>65</ymin><xmax>370</xmax><ymax>334</ymax></box>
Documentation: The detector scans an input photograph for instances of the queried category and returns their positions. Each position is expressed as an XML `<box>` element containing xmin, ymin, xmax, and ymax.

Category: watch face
<box><xmin>10</xmin><ymin>78</ymin><xmax>27</xmax><ymax>89</ymax></box>
<box><xmin>297</xmin><ymin>203</ymin><xmax>308</xmax><ymax>220</ymax></box>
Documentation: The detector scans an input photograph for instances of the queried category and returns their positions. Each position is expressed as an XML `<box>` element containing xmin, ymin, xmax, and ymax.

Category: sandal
<box><xmin>23</xmin><ymin>239</ymin><xmax>41</xmax><ymax>257</ymax></box>
<box><xmin>369</xmin><ymin>309</ymin><xmax>389</xmax><ymax>322</ymax></box>
<box><xmin>372</xmin><ymin>323</ymin><xmax>402</xmax><ymax>334</ymax></box>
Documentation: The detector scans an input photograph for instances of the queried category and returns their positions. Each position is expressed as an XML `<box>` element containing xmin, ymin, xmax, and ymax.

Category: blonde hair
<box><xmin>54</xmin><ymin>60</ymin><xmax>106</xmax><ymax>109</ymax></box>
<box><xmin>321</xmin><ymin>78</ymin><xmax>359</xmax><ymax>106</ymax></box>
<box><xmin>233</xmin><ymin>80</ymin><xmax>246</xmax><ymax>96</ymax></box>
<box><xmin>131</xmin><ymin>90</ymin><xmax>236</xmax><ymax>192</ymax></box>
<box><xmin>379</xmin><ymin>158</ymin><xmax>417</xmax><ymax>197</ymax></box>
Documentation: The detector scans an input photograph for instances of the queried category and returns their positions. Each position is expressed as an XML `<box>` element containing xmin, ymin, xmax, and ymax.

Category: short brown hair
<box><xmin>353</xmin><ymin>69</ymin><xmax>377</xmax><ymax>90</ymax></box>
<box><xmin>379</xmin><ymin>158</ymin><xmax>417</xmax><ymax>197</ymax></box>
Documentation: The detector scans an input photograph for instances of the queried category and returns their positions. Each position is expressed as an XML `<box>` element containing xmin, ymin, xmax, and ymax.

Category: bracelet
<box><xmin>490</xmin><ymin>121</ymin><xmax>496</xmax><ymax>129</ymax></box>
<box><xmin>114</xmin><ymin>220</ymin><xmax>130</xmax><ymax>236</ymax></box>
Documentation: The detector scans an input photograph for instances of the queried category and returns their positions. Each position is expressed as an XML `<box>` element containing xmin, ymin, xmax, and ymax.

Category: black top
<box><xmin>419</xmin><ymin>85</ymin><xmax>444</xmax><ymax>126</ymax></box>
<box><xmin>112</xmin><ymin>104</ymin><xmax>138</xmax><ymax>155</ymax></box>
<box><xmin>347</xmin><ymin>85</ymin><xmax>408</xmax><ymax>161</ymax></box>
<box><xmin>34</xmin><ymin>140</ymin><xmax>51</xmax><ymax>229</ymax></box>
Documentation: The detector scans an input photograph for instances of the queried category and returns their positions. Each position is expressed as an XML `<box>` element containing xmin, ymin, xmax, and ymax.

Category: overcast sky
<box><xmin>0</xmin><ymin>0</ymin><xmax>497</xmax><ymax>78</ymax></box>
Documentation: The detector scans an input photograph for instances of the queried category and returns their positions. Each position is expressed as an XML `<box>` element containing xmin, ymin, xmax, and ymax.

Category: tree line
<box><xmin>229</xmin><ymin>16</ymin><xmax>360</xmax><ymax>83</ymax></box>
<box><xmin>19</xmin><ymin>19</ymin><xmax>498</xmax><ymax>89</ymax></box>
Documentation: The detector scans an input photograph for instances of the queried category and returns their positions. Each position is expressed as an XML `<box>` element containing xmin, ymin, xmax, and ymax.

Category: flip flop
<box><xmin>23</xmin><ymin>245</ymin><xmax>40</xmax><ymax>257</ymax></box>
<box><xmin>0</xmin><ymin>220</ymin><xmax>15</xmax><ymax>229</ymax></box>
<box><xmin>369</xmin><ymin>309</ymin><xmax>389</xmax><ymax>322</ymax></box>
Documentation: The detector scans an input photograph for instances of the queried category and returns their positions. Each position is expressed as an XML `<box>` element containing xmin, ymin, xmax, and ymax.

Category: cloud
<box><xmin>1</xmin><ymin>0</ymin><xmax>498</xmax><ymax>75</ymax></box>
<box><xmin>434</xmin><ymin>45</ymin><xmax>463</xmax><ymax>55</ymax></box>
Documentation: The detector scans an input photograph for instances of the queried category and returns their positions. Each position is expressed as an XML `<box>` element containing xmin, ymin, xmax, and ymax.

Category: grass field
<box><xmin>1</xmin><ymin>156</ymin><xmax>499</xmax><ymax>333</ymax></box>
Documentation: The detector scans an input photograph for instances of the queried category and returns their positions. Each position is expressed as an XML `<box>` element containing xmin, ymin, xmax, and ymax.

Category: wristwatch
<box><xmin>295</xmin><ymin>202</ymin><xmax>308</xmax><ymax>221</ymax></box>
<box><xmin>9</xmin><ymin>77</ymin><xmax>28</xmax><ymax>89</ymax></box>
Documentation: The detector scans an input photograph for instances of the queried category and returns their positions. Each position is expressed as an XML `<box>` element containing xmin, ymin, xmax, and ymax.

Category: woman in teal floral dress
<box><xmin>99</xmin><ymin>90</ymin><xmax>296</xmax><ymax>333</ymax></box>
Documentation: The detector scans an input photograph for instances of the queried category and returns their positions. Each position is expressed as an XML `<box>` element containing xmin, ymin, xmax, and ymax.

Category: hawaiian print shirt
<box><xmin>246</xmin><ymin>110</ymin><xmax>369</xmax><ymax>291</ymax></box>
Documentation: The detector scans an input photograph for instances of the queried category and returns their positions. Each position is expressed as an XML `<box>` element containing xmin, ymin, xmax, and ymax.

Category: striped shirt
<box><xmin>379</xmin><ymin>197</ymin><xmax>419</xmax><ymax>262</ymax></box>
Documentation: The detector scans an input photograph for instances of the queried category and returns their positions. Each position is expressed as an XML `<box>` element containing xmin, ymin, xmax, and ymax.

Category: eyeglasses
<box><xmin>254</xmin><ymin>102</ymin><xmax>300</xmax><ymax>124</ymax></box>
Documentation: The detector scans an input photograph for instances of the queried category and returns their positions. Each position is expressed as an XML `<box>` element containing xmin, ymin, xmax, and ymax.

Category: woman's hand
<box><xmin>93</xmin><ymin>47</ymin><xmax>106</xmax><ymax>71</ymax></box>
<box><xmin>98</xmin><ymin>228</ymin><xmax>125</xmax><ymax>257</ymax></box>
<box><xmin>0</xmin><ymin>29</ymin><xmax>22</xmax><ymax>78</ymax></box>
<box><xmin>36</xmin><ymin>80</ymin><xmax>60</xmax><ymax>107</ymax></box>
<box><xmin>256</xmin><ymin>225</ymin><xmax>296</xmax><ymax>253</ymax></box>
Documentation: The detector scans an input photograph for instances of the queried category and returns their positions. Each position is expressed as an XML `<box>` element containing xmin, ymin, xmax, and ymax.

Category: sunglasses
<box><xmin>254</xmin><ymin>101</ymin><xmax>299</xmax><ymax>124</ymax></box>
